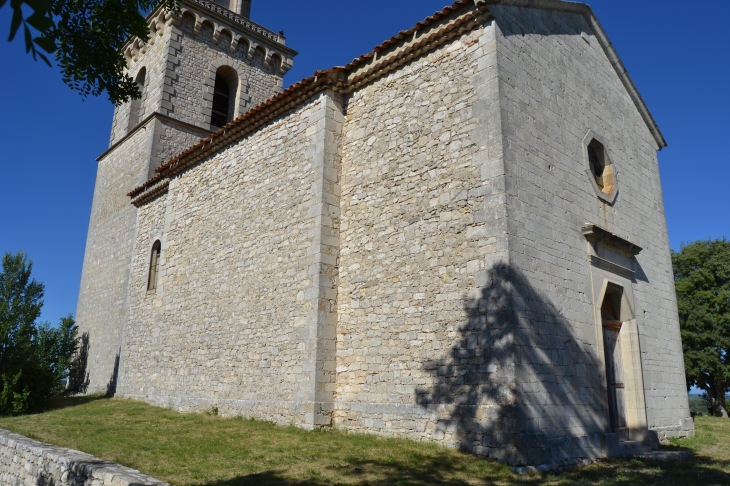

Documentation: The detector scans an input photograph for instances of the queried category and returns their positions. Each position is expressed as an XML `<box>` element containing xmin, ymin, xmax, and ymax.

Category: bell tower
<box><xmin>75</xmin><ymin>0</ymin><xmax>296</xmax><ymax>393</ymax></box>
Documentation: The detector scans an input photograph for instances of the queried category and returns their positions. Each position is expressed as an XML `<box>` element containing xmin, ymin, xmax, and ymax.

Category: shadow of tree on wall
<box><xmin>66</xmin><ymin>333</ymin><xmax>120</xmax><ymax>397</ymax></box>
<box><xmin>416</xmin><ymin>263</ymin><xmax>608</xmax><ymax>466</ymax></box>
<box><xmin>106</xmin><ymin>351</ymin><xmax>120</xmax><ymax>397</ymax></box>
<box><xmin>67</xmin><ymin>332</ymin><xmax>90</xmax><ymax>394</ymax></box>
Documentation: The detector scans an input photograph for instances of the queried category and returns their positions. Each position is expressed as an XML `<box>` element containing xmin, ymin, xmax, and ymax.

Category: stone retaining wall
<box><xmin>0</xmin><ymin>429</ymin><xmax>167</xmax><ymax>486</ymax></box>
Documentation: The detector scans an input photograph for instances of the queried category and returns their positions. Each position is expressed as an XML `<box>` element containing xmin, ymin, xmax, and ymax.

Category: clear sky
<box><xmin>0</xmin><ymin>0</ymin><xmax>728</xmax><ymax>325</ymax></box>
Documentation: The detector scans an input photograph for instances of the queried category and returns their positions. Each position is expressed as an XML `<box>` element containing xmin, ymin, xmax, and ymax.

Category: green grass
<box><xmin>0</xmin><ymin>397</ymin><xmax>729</xmax><ymax>485</ymax></box>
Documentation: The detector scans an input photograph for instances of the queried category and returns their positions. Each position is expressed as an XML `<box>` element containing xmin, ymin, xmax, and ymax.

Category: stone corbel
<box><xmin>246</xmin><ymin>43</ymin><xmax>256</xmax><ymax>61</ymax></box>
<box><xmin>147</xmin><ymin>21</ymin><xmax>157</xmax><ymax>44</ymax></box>
<box><xmin>165</xmin><ymin>11</ymin><xmax>178</xmax><ymax>28</ymax></box>
<box><xmin>131</xmin><ymin>39</ymin><xmax>142</xmax><ymax>62</ymax></box>
<box><xmin>230</xmin><ymin>38</ymin><xmax>239</xmax><ymax>54</ymax></box>
<box><xmin>263</xmin><ymin>51</ymin><xmax>272</xmax><ymax>69</ymax></box>
<box><xmin>193</xmin><ymin>18</ymin><xmax>202</xmax><ymax>36</ymax></box>
<box><xmin>279</xmin><ymin>57</ymin><xmax>293</xmax><ymax>75</ymax></box>
<box><xmin>212</xmin><ymin>28</ymin><xmax>221</xmax><ymax>45</ymax></box>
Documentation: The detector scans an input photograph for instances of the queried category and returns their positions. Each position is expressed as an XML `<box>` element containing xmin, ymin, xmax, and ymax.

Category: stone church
<box><xmin>76</xmin><ymin>0</ymin><xmax>694</xmax><ymax>468</ymax></box>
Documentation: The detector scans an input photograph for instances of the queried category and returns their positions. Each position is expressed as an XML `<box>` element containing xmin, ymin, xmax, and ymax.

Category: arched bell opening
<box><xmin>210</xmin><ymin>66</ymin><xmax>239</xmax><ymax>130</ymax></box>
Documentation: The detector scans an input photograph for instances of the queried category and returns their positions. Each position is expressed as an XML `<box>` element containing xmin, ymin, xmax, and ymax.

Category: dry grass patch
<box><xmin>0</xmin><ymin>397</ymin><xmax>728</xmax><ymax>485</ymax></box>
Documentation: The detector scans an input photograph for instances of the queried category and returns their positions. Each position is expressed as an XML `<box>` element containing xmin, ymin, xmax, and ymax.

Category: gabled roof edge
<box><xmin>128</xmin><ymin>0</ymin><xmax>668</xmax><ymax>205</ymax></box>
<box><xmin>488</xmin><ymin>0</ymin><xmax>667</xmax><ymax>150</ymax></box>
<box><xmin>128</xmin><ymin>0</ymin><xmax>485</xmax><ymax>201</ymax></box>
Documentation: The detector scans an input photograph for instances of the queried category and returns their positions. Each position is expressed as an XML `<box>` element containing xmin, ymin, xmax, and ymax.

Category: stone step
<box><xmin>618</xmin><ymin>440</ymin><xmax>650</xmax><ymax>456</ymax></box>
<box><xmin>635</xmin><ymin>450</ymin><xmax>692</xmax><ymax>461</ymax></box>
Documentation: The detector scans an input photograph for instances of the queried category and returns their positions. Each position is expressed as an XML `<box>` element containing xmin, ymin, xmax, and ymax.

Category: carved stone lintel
<box><xmin>589</xmin><ymin>255</ymin><xmax>634</xmax><ymax>279</ymax></box>
<box><xmin>582</xmin><ymin>224</ymin><xmax>642</xmax><ymax>256</ymax></box>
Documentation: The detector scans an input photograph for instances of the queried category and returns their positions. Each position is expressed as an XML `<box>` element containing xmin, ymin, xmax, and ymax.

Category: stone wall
<box><xmin>118</xmin><ymin>91</ymin><xmax>344</xmax><ymax>428</ymax></box>
<box><xmin>0</xmin><ymin>429</ymin><xmax>166</xmax><ymax>486</ymax></box>
<box><xmin>78</xmin><ymin>113</ymin><xmax>207</xmax><ymax>395</ymax></box>
<box><xmin>333</xmin><ymin>22</ymin><xmax>510</xmax><ymax>451</ymax></box>
<box><xmin>171</xmin><ymin>10</ymin><xmax>283</xmax><ymax>130</ymax></box>
<box><xmin>491</xmin><ymin>3</ymin><xmax>692</xmax><ymax>443</ymax></box>
<box><xmin>110</xmin><ymin>21</ymin><xmax>171</xmax><ymax>147</ymax></box>
<box><xmin>79</xmin><ymin>0</ymin><xmax>692</xmax><ymax>469</ymax></box>
<box><xmin>76</xmin><ymin>126</ymin><xmax>154</xmax><ymax>394</ymax></box>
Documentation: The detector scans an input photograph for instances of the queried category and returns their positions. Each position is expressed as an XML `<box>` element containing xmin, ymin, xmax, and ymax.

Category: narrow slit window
<box><xmin>148</xmin><ymin>240</ymin><xmax>161</xmax><ymax>292</ymax></box>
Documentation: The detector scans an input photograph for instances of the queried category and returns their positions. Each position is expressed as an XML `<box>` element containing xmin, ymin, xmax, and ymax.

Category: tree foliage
<box><xmin>672</xmin><ymin>238</ymin><xmax>730</xmax><ymax>418</ymax></box>
<box><xmin>0</xmin><ymin>251</ymin><xmax>78</xmax><ymax>415</ymax></box>
<box><xmin>2</xmin><ymin>0</ymin><xmax>177</xmax><ymax>104</ymax></box>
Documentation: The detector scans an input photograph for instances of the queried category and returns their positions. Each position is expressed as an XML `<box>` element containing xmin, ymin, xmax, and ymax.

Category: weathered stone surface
<box><xmin>0</xmin><ymin>430</ymin><xmax>167</xmax><ymax>485</ymax></box>
<box><xmin>76</xmin><ymin>0</ymin><xmax>693</xmax><ymax>469</ymax></box>
<box><xmin>76</xmin><ymin>0</ymin><xmax>291</xmax><ymax>395</ymax></box>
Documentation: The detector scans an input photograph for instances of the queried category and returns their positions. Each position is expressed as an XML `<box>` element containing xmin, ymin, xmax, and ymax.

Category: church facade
<box><xmin>76</xmin><ymin>0</ymin><xmax>693</xmax><ymax>467</ymax></box>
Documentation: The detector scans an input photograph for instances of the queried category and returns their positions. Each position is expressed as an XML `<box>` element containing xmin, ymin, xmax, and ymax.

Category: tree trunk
<box><xmin>711</xmin><ymin>385</ymin><xmax>729</xmax><ymax>418</ymax></box>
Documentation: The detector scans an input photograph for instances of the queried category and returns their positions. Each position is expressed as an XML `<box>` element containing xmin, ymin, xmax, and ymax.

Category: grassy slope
<box><xmin>0</xmin><ymin>397</ymin><xmax>728</xmax><ymax>485</ymax></box>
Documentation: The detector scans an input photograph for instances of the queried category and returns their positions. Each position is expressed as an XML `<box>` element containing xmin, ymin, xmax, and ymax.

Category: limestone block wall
<box><xmin>119</xmin><ymin>92</ymin><xmax>343</xmax><ymax>427</ymax></box>
<box><xmin>110</xmin><ymin>103</ymin><xmax>131</xmax><ymax>147</ymax></box>
<box><xmin>334</xmin><ymin>21</ymin><xmax>513</xmax><ymax>454</ymax></box>
<box><xmin>170</xmin><ymin>11</ymin><xmax>283</xmax><ymax>130</ymax></box>
<box><xmin>490</xmin><ymin>2</ymin><xmax>692</xmax><ymax>448</ymax></box>
<box><xmin>76</xmin><ymin>126</ymin><xmax>156</xmax><ymax>394</ymax></box>
<box><xmin>0</xmin><ymin>429</ymin><xmax>167</xmax><ymax>486</ymax></box>
<box><xmin>79</xmin><ymin>114</ymin><xmax>206</xmax><ymax>394</ymax></box>
<box><xmin>110</xmin><ymin>22</ymin><xmax>172</xmax><ymax>146</ymax></box>
<box><xmin>80</xmin><ymin>0</ymin><xmax>692</xmax><ymax>469</ymax></box>
<box><xmin>148</xmin><ymin>118</ymin><xmax>209</xmax><ymax>177</ymax></box>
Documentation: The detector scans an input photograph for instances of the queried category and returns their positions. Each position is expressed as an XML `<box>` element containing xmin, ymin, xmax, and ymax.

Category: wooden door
<box><xmin>603</xmin><ymin>324</ymin><xmax>629</xmax><ymax>441</ymax></box>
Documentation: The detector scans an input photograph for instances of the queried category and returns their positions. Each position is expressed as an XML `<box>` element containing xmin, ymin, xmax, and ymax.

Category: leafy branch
<box><xmin>2</xmin><ymin>0</ymin><xmax>178</xmax><ymax>104</ymax></box>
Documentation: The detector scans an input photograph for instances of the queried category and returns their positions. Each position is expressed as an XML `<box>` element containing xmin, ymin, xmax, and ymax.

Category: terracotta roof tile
<box><xmin>129</xmin><ymin>0</ymin><xmax>485</xmax><ymax>200</ymax></box>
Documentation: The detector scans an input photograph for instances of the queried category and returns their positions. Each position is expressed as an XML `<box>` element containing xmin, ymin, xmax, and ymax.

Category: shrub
<box><xmin>0</xmin><ymin>251</ymin><xmax>78</xmax><ymax>415</ymax></box>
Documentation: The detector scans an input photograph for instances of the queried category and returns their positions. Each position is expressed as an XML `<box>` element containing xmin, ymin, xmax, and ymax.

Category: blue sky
<box><xmin>0</xmin><ymin>0</ymin><xmax>728</xmax><ymax>325</ymax></box>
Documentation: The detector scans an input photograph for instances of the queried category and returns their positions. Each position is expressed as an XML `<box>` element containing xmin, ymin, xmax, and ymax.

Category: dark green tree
<box><xmin>2</xmin><ymin>0</ymin><xmax>177</xmax><ymax>104</ymax></box>
<box><xmin>0</xmin><ymin>251</ymin><xmax>78</xmax><ymax>415</ymax></box>
<box><xmin>672</xmin><ymin>238</ymin><xmax>730</xmax><ymax>418</ymax></box>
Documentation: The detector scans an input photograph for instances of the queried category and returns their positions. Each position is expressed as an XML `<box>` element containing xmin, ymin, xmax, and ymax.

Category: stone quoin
<box><xmin>75</xmin><ymin>0</ymin><xmax>694</xmax><ymax>468</ymax></box>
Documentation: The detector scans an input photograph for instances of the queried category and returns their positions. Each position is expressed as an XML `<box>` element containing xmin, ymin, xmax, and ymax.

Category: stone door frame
<box><xmin>583</xmin><ymin>224</ymin><xmax>649</xmax><ymax>442</ymax></box>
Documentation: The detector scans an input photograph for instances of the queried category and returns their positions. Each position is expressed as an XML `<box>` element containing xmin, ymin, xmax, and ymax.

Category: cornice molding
<box><xmin>582</xmin><ymin>224</ymin><xmax>643</xmax><ymax>256</ymax></box>
<box><xmin>128</xmin><ymin>0</ymin><xmax>667</xmax><ymax>207</ymax></box>
<box><xmin>127</xmin><ymin>0</ymin><xmax>489</xmax><ymax>204</ymax></box>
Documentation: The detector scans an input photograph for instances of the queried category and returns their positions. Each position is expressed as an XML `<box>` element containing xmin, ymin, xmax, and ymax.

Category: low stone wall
<box><xmin>0</xmin><ymin>429</ymin><xmax>167</xmax><ymax>486</ymax></box>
